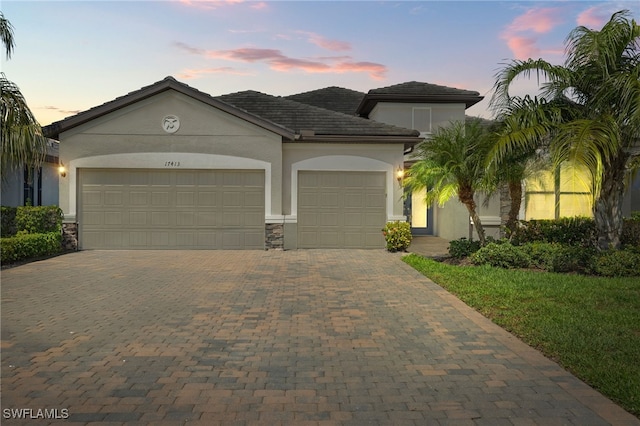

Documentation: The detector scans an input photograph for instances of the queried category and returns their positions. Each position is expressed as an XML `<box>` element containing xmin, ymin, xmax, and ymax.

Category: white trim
<box><xmin>265</xmin><ymin>215</ymin><xmax>297</xmax><ymax>224</ymax></box>
<box><xmin>66</xmin><ymin>152</ymin><xmax>272</xmax><ymax>220</ymax></box>
<box><xmin>290</xmin><ymin>155</ymin><xmax>396</xmax><ymax>220</ymax></box>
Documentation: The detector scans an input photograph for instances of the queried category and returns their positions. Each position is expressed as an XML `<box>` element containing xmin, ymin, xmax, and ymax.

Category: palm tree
<box><xmin>490</xmin><ymin>10</ymin><xmax>640</xmax><ymax>250</ymax></box>
<box><xmin>405</xmin><ymin>119</ymin><xmax>495</xmax><ymax>245</ymax></box>
<box><xmin>488</xmin><ymin>98</ymin><xmax>551</xmax><ymax>237</ymax></box>
<box><xmin>1</xmin><ymin>12</ymin><xmax>47</xmax><ymax>181</ymax></box>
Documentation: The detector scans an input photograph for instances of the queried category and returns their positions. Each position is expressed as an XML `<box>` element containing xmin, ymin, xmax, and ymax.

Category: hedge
<box><xmin>1</xmin><ymin>232</ymin><xmax>63</xmax><ymax>264</ymax></box>
<box><xmin>1</xmin><ymin>205</ymin><xmax>64</xmax><ymax>264</ymax></box>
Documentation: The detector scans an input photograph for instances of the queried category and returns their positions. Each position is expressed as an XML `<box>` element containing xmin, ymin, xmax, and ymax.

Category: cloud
<box><xmin>177</xmin><ymin>67</ymin><xmax>254</xmax><ymax>79</ymax></box>
<box><xmin>577</xmin><ymin>5</ymin><xmax>615</xmax><ymax>28</ymax></box>
<box><xmin>501</xmin><ymin>7</ymin><xmax>564</xmax><ymax>60</ymax></box>
<box><xmin>174</xmin><ymin>42</ymin><xmax>387</xmax><ymax>80</ymax></box>
<box><xmin>296</xmin><ymin>31</ymin><xmax>351</xmax><ymax>52</ymax></box>
<box><xmin>39</xmin><ymin>105</ymin><xmax>82</xmax><ymax>115</ymax></box>
<box><xmin>334</xmin><ymin>61</ymin><xmax>387</xmax><ymax>80</ymax></box>
<box><xmin>505</xmin><ymin>7</ymin><xmax>563</xmax><ymax>34</ymax></box>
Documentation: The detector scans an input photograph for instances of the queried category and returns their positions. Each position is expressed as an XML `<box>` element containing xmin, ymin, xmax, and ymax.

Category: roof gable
<box><xmin>43</xmin><ymin>76</ymin><xmax>295</xmax><ymax>140</ymax></box>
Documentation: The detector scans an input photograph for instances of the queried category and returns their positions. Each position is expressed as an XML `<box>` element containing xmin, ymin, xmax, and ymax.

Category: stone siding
<box><xmin>265</xmin><ymin>224</ymin><xmax>284</xmax><ymax>250</ymax></box>
<box><xmin>62</xmin><ymin>222</ymin><xmax>78</xmax><ymax>251</ymax></box>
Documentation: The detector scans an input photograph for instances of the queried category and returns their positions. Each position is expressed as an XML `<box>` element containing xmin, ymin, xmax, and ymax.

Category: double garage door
<box><xmin>79</xmin><ymin>169</ymin><xmax>265</xmax><ymax>249</ymax></box>
<box><xmin>297</xmin><ymin>171</ymin><xmax>386</xmax><ymax>249</ymax></box>
<box><xmin>79</xmin><ymin>169</ymin><xmax>387</xmax><ymax>250</ymax></box>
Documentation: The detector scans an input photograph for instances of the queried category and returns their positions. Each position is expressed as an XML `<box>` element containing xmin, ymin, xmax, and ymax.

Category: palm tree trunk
<box><xmin>459</xmin><ymin>187</ymin><xmax>486</xmax><ymax>245</ymax></box>
<box><xmin>593</xmin><ymin>155</ymin><xmax>627</xmax><ymax>250</ymax></box>
<box><xmin>506</xmin><ymin>180</ymin><xmax>523</xmax><ymax>237</ymax></box>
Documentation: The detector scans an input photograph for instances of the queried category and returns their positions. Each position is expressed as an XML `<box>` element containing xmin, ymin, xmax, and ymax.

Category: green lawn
<box><xmin>402</xmin><ymin>254</ymin><xmax>640</xmax><ymax>417</ymax></box>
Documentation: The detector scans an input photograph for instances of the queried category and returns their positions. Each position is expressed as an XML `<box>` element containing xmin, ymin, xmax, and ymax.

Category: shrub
<box><xmin>470</xmin><ymin>242</ymin><xmax>531</xmax><ymax>269</ymax></box>
<box><xmin>592</xmin><ymin>249</ymin><xmax>640</xmax><ymax>277</ymax></box>
<box><xmin>523</xmin><ymin>241</ymin><xmax>565</xmax><ymax>272</ymax></box>
<box><xmin>1</xmin><ymin>232</ymin><xmax>62</xmax><ymax>264</ymax></box>
<box><xmin>1</xmin><ymin>206</ymin><xmax>18</xmax><ymax>237</ymax></box>
<box><xmin>448</xmin><ymin>238</ymin><xmax>481</xmax><ymax>259</ymax></box>
<box><xmin>382</xmin><ymin>221</ymin><xmax>412</xmax><ymax>252</ymax></box>
<box><xmin>15</xmin><ymin>206</ymin><xmax>63</xmax><ymax>234</ymax></box>
<box><xmin>621</xmin><ymin>217</ymin><xmax>640</xmax><ymax>249</ymax></box>
<box><xmin>511</xmin><ymin>217</ymin><xmax>597</xmax><ymax>247</ymax></box>
<box><xmin>522</xmin><ymin>242</ymin><xmax>595</xmax><ymax>273</ymax></box>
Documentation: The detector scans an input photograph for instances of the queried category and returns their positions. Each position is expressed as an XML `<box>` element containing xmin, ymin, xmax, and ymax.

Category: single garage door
<box><xmin>79</xmin><ymin>169</ymin><xmax>265</xmax><ymax>249</ymax></box>
<box><xmin>298</xmin><ymin>171</ymin><xmax>386</xmax><ymax>249</ymax></box>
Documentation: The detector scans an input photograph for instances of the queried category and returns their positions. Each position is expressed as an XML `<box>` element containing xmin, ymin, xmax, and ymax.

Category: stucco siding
<box><xmin>368</xmin><ymin>102</ymin><xmax>466</xmax><ymax>136</ymax></box>
<box><xmin>58</xmin><ymin>91</ymin><xmax>283</xmax><ymax>221</ymax></box>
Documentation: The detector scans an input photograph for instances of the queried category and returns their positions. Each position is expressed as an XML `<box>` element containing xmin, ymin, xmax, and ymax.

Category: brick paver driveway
<box><xmin>1</xmin><ymin>250</ymin><xmax>637</xmax><ymax>425</ymax></box>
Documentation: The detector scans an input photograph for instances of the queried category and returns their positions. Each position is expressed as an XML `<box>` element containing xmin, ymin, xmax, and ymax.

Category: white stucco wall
<box><xmin>368</xmin><ymin>102</ymin><xmax>467</xmax><ymax>137</ymax></box>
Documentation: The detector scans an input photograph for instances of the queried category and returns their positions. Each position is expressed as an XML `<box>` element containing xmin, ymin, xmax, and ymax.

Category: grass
<box><xmin>402</xmin><ymin>253</ymin><xmax>640</xmax><ymax>417</ymax></box>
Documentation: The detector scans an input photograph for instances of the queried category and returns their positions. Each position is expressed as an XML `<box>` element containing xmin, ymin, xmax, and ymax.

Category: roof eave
<box><xmin>356</xmin><ymin>94</ymin><xmax>484</xmax><ymax>117</ymax></box>
<box><xmin>290</xmin><ymin>134</ymin><xmax>423</xmax><ymax>150</ymax></box>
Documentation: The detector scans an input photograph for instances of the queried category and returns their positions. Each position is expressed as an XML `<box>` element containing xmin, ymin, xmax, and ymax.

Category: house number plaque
<box><xmin>162</xmin><ymin>115</ymin><xmax>180</xmax><ymax>133</ymax></box>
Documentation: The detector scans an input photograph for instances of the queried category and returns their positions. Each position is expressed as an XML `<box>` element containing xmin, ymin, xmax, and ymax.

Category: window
<box><xmin>22</xmin><ymin>166</ymin><xmax>43</xmax><ymax>206</ymax></box>
<box><xmin>525</xmin><ymin>163</ymin><xmax>592</xmax><ymax>220</ymax></box>
<box><xmin>412</xmin><ymin>108</ymin><xmax>431</xmax><ymax>134</ymax></box>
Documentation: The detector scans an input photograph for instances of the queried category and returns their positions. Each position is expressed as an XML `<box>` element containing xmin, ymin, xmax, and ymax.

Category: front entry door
<box><xmin>404</xmin><ymin>187</ymin><xmax>433</xmax><ymax>235</ymax></box>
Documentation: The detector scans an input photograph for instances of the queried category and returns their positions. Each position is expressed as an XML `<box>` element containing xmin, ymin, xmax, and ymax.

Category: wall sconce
<box><xmin>396</xmin><ymin>167</ymin><xmax>405</xmax><ymax>187</ymax></box>
<box><xmin>58</xmin><ymin>164</ymin><xmax>67</xmax><ymax>178</ymax></box>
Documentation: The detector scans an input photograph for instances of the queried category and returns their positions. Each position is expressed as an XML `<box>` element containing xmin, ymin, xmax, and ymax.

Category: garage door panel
<box><xmin>177</xmin><ymin>212</ymin><xmax>195</xmax><ymax>226</ymax></box>
<box><xmin>319</xmin><ymin>232</ymin><xmax>340</xmax><ymax>246</ymax></box>
<box><xmin>196</xmin><ymin>211</ymin><xmax>217</xmax><ymax>226</ymax></box>
<box><xmin>344</xmin><ymin>193</ymin><xmax>363</xmax><ymax>208</ymax></box>
<box><xmin>298</xmin><ymin>171</ymin><xmax>386</xmax><ymax>249</ymax></box>
<box><xmin>344</xmin><ymin>212</ymin><xmax>363</xmax><ymax>226</ymax></box>
<box><xmin>320</xmin><ymin>192</ymin><xmax>339</xmax><ymax>207</ymax></box>
<box><xmin>151</xmin><ymin>212</ymin><xmax>170</xmax><ymax>226</ymax></box>
<box><xmin>129</xmin><ymin>211</ymin><xmax>147</xmax><ymax>225</ymax></box>
<box><xmin>319</xmin><ymin>212</ymin><xmax>339</xmax><ymax>226</ymax></box>
<box><xmin>176</xmin><ymin>192</ymin><xmax>195</xmax><ymax>206</ymax></box>
<box><xmin>151</xmin><ymin>192</ymin><xmax>170</xmax><ymax>206</ymax></box>
<box><xmin>80</xmin><ymin>169</ymin><xmax>265</xmax><ymax>249</ymax></box>
<box><xmin>198</xmin><ymin>192</ymin><xmax>217</xmax><ymax>206</ymax></box>
<box><xmin>130</xmin><ymin>192</ymin><xmax>149</xmax><ymax>205</ymax></box>
<box><xmin>365</xmin><ymin>193</ymin><xmax>385</xmax><ymax>208</ymax></box>
<box><xmin>83</xmin><ymin>190</ymin><xmax>103</xmax><ymax>206</ymax></box>
<box><xmin>83</xmin><ymin>212</ymin><xmax>104</xmax><ymax>226</ymax></box>
<box><xmin>243</xmin><ymin>212</ymin><xmax>263</xmax><ymax>226</ymax></box>
<box><xmin>223</xmin><ymin>192</ymin><xmax>242</xmax><ymax>207</ymax></box>
<box><xmin>104</xmin><ymin>212</ymin><xmax>123</xmax><ymax>225</ymax></box>
<box><xmin>176</xmin><ymin>232</ymin><xmax>195</xmax><ymax>246</ymax></box>
<box><xmin>244</xmin><ymin>192</ymin><xmax>263</xmax><ymax>207</ymax></box>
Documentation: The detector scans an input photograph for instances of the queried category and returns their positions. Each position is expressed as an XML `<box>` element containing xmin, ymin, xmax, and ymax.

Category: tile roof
<box><xmin>356</xmin><ymin>81</ymin><xmax>484</xmax><ymax>116</ymax></box>
<box><xmin>368</xmin><ymin>81</ymin><xmax>481</xmax><ymax>97</ymax></box>
<box><xmin>216</xmin><ymin>90</ymin><xmax>420</xmax><ymax>140</ymax></box>
<box><xmin>284</xmin><ymin>86</ymin><xmax>365</xmax><ymax>116</ymax></box>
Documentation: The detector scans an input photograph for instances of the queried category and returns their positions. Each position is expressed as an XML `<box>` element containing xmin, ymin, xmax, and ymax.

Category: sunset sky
<box><xmin>2</xmin><ymin>1</ymin><xmax>639</xmax><ymax>126</ymax></box>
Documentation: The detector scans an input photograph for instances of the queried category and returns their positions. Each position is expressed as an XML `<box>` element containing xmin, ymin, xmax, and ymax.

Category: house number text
<box><xmin>164</xmin><ymin>161</ymin><xmax>181</xmax><ymax>167</ymax></box>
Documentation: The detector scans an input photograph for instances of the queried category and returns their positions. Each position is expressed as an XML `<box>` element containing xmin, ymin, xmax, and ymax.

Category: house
<box><xmin>43</xmin><ymin>77</ymin><xmax>425</xmax><ymax>250</ymax></box>
<box><xmin>40</xmin><ymin>76</ymin><xmax>640</xmax><ymax>250</ymax></box>
<box><xmin>0</xmin><ymin>139</ymin><xmax>60</xmax><ymax>207</ymax></box>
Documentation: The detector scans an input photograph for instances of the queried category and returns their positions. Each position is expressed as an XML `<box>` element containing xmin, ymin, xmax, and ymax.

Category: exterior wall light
<box><xmin>58</xmin><ymin>164</ymin><xmax>66</xmax><ymax>178</ymax></box>
<box><xmin>396</xmin><ymin>167</ymin><xmax>405</xmax><ymax>186</ymax></box>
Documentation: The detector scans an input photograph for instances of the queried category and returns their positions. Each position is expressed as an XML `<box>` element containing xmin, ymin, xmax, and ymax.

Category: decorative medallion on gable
<box><xmin>162</xmin><ymin>115</ymin><xmax>180</xmax><ymax>133</ymax></box>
